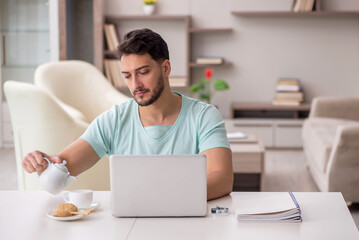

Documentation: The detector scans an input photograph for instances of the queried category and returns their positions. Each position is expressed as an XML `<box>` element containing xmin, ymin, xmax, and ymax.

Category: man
<box><xmin>22</xmin><ymin>28</ymin><xmax>233</xmax><ymax>200</ymax></box>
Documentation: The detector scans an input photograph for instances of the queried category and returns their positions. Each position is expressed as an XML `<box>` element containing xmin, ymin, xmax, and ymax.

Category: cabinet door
<box><xmin>275</xmin><ymin>120</ymin><xmax>303</xmax><ymax>148</ymax></box>
<box><xmin>225</xmin><ymin>119</ymin><xmax>274</xmax><ymax>147</ymax></box>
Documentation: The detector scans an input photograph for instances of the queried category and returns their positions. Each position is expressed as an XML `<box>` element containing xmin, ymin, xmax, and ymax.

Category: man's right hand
<box><xmin>22</xmin><ymin>150</ymin><xmax>63</xmax><ymax>174</ymax></box>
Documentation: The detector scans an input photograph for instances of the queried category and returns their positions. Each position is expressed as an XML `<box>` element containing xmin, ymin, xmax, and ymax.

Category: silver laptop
<box><xmin>109</xmin><ymin>154</ymin><xmax>207</xmax><ymax>217</ymax></box>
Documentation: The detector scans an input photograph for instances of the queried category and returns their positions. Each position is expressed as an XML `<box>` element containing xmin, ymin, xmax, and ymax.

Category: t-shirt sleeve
<box><xmin>197</xmin><ymin>105</ymin><xmax>231</xmax><ymax>153</ymax></box>
<box><xmin>80</xmin><ymin>106</ymin><xmax>118</xmax><ymax>158</ymax></box>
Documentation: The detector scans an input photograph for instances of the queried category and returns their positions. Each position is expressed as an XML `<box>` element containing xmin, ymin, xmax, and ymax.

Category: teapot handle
<box><xmin>36</xmin><ymin>157</ymin><xmax>51</xmax><ymax>176</ymax></box>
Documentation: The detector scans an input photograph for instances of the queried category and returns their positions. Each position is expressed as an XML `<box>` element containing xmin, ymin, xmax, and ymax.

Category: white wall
<box><xmin>105</xmin><ymin>0</ymin><xmax>359</xmax><ymax>118</ymax></box>
<box><xmin>49</xmin><ymin>0</ymin><xmax>59</xmax><ymax>61</ymax></box>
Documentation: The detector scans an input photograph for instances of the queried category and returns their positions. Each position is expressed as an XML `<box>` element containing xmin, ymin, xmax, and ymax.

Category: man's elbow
<box><xmin>217</xmin><ymin>173</ymin><xmax>234</xmax><ymax>198</ymax></box>
<box><xmin>224</xmin><ymin>173</ymin><xmax>234</xmax><ymax>195</ymax></box>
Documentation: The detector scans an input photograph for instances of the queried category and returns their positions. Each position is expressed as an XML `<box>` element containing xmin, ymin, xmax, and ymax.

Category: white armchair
<box><xmin>34</xmin><ymin>60</ymin><xmax>128</xmax><ymax>123</ymax></box>
<box><xmin>5</xmin><ymin>61</ymin><xmax>129</xmax><ymax>192</ymax></box>
<box><xmin>32</xmin><ymin>60</ymin><xmax>129</xmax><ymax>191</ymax></box>
<box><xmin>4</xmin><ymin>81</ymin><xmax>88</xmax><ymax>190</ymax></box>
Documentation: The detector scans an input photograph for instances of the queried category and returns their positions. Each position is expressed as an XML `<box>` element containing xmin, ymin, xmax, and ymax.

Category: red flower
<box><xmin>204</xmin><ymin>68</ymin><xmax>214</xmax><ymax>81</ymax></box>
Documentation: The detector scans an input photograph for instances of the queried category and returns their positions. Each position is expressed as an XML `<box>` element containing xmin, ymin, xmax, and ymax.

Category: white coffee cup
<box><xmin>63</xmin><ymin>189</ymin><xmax>93</xmax><ymax>208</ymax></box>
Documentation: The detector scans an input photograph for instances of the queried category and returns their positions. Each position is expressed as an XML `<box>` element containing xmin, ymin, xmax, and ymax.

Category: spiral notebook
<box><xmin>236</xmin><ymin>191</ymin><xmax>302</xmax><ymax>223</ymax></box>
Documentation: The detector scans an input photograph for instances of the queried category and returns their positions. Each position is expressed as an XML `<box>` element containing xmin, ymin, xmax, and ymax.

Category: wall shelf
<box><xmin>190</xmin><ymin>61</ymin><xmax>232</xmax><ymax>68</ymax></box>
<box><xmin>103</xmin><ymin>15</ymin><xmax>190</xmax><ymax>88</ymax></box>
<box><xmin>106</xmin><ymin>15</ymin><xmax>190</xmax><ymax>21</ymax></box>
<box><xmin>189</xmin><ymin>26</ymin><xmax>233</xmax><ymax>83</ymax></box>
<box><xmin>189</xmin><ymin>28</ymin><xmax>232</xmax><ymax>33</ymax></box>
<box><xmin>231</xmin><ymin>11</ymin><xmax>359</xmax><ymax>17</ymax></box>
<box><xmin>103</xmin><ymin>15</ymin><xmax>234</xmax><ymax>87</ymax></box>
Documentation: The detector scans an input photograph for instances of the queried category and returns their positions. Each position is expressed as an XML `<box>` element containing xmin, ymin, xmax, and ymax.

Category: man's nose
<box><xmin>132</xmin><ymin>76</ymin><xmax>143</xmax><ymax>89</ymax></box>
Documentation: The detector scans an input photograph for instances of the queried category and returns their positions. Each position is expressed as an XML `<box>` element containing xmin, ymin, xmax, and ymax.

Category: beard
<box><xmin>132</xmin><ymin>74</ymin><xmax>165</xmax><ymax>107</ymax></box>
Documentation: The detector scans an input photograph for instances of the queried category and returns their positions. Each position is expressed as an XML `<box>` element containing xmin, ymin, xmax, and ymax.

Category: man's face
<box><xmin>121</xmin><ymin>54</ymin><xmax>165</xmax><ymax>107</ymax></box>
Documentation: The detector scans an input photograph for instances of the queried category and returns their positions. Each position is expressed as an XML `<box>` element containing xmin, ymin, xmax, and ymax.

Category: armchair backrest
<box><xmin>34</xmin><ymin>60</ymin><xmax>129</xmax><ymax>123</ymax></box>
<box><xmin>310</xmin><ymin>96</ymin><xmax>359</xmax><ymax>121</ymax></box>
<box><xmin>4</xmin><ymin>81</ymin><xmax>88</xmax><ymax>190</ymax></box>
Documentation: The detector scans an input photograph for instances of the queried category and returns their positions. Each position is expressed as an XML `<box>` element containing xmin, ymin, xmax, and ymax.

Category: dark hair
<box><xmin>118</xmin><ymin>28</ymin><xmax>169</xmax><ymax>62</ymax></box>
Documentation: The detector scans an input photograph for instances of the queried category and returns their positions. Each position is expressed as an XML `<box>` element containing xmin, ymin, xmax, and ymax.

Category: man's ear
<box><xmin>162</xmin><ymin>59</ymin><xmax>171</xmax><ymax>77</ymax></box>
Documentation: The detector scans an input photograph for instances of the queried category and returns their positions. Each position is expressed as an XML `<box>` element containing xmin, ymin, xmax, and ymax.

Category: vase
<box><xmin>143</xmin><ymin>5</ymin><xmax>155</xmax><ymax>15</ymax></box>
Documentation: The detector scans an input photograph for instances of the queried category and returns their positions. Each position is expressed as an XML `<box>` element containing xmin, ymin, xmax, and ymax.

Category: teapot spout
<box><xmin>65</xmin><ymin>175</ymin><xmax>78</xmax><ymax>187</ymax></box>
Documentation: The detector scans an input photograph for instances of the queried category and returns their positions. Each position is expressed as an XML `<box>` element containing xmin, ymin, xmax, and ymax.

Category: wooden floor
<box><xmin>0</xmin><ymin>148</ymin><xmax>358</xmax><ymax>230</ymax></box>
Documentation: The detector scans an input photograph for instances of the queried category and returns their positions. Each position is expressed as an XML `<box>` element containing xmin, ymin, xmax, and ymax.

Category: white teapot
<box><xmin>37</xmin><ymin>157</ymin><xmax>77</xmax><ymax>195</ymax></box>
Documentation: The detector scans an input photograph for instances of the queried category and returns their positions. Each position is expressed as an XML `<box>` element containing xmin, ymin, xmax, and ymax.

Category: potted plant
<box><xmin>188</xmin><ymin>68</ymin><xmax>229</xmax><ymax>104</ymax></box>
<box><xmin>143</xmin><ymin>0</ymin><xmax>157</xmax><ymax>15</ymax></box>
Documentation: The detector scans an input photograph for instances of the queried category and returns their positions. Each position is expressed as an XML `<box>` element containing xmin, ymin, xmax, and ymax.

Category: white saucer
<box><xmin>47</xmin><ymin>211</ymin><xmax>84</xmax><ymax>221</ymax></box>
<box><xmin>78</xmin><ymin>202</ymin><xmax>100</xmax><ymax>210</ymax></box>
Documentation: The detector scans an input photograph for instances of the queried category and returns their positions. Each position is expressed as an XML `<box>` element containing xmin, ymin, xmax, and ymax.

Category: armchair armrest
<box><xmin>335</xmin><ymin>124</ymin><xmax>359</xmax><ymax>147</ymax></box>
<box><xmin>326</xmin><ymin>124</ymin><xmax>359</xmax><ymax>196</ymax></box>
<box><xmin>57</xmin><ymin>101</ymin><xmax>89</xmax><ymax>124</ymax></box>
<box><xmin>310</xmin><ymin>97</ymin><xmax>359</xmax><ymax>121</ymax></box>
<box><xmin>105</xmin><ymin>88</ymin><xmax>129</xmax><ymax>106</ymax></box>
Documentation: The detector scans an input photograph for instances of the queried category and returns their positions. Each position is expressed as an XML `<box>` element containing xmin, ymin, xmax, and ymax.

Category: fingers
<box><xmin>40</xmin><ymin>151</ymin><xmax>63</xmax><ymax>164</ymax></box>
<box><xmin>22</xmin><ymin>159</ymin><xmax>36</xmax><ymax>173</ymax></box>
<box><xmin>22</xmin><ymin>150</ymin><xmax>53</xmax><ymax>174</ymax></box>
<box><xmin>46</xmin><ymin>154</ymin><xmax>63</xmax><ymax>164</ymax></box>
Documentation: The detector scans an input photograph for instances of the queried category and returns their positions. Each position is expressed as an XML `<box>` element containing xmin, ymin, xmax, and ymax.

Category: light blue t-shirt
<box><xmin>80</xmin><ymin>93</ymin><xmax>230</xmax><ymax>158</ymax></box>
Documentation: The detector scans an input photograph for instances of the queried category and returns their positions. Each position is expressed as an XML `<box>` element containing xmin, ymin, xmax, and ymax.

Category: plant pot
<box><xmin>143</xmin><ymin>5</ymin><xmax>155</xmax><ymax>15</ymax></box>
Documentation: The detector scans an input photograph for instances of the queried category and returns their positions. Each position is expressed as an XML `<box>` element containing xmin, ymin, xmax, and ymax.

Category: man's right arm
<box><xmin>22</xmin><ymin>138</ymin><xmax>100</xmax><ymax>176</ymax></box>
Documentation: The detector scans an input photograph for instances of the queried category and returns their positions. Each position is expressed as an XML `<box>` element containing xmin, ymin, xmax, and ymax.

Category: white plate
<box><xmin>47</xmin><ymin>211</ymin><xmax>84</xmax><ymax>221</ymax></box>
<box><xmin>79</xmin><ymin>202</ymin><xmax>100</xmax><ymax>210</ymax></box>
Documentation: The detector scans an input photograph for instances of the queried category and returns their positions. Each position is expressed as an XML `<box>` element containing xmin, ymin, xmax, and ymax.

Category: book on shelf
<box><xmin>273</xmin><ymin>77</ymin><xmax>304</xmax><ymax>105</ymax></box>
<box><xmin>169</xmin><ymin>77</ymin><xmax>187</xmax><ymax>87</ymax></box>
<box><xmin>276</xmin><ymin>85</ymin><xmax>300</xmax><ymax>92</ymax></box>
<box><xmin>236</xmin><ymin>191</ymin><xmax>302</xmax><ymax>223</ymax></box>
<box><xmin>277</xmin><ymin>78</ymin><xmax>299</xmax><ymax>86</ymax></box>
<box><xmin>195</xmin><ymin>57</ymin><xmax>224</xmax><ymax>65</ymax></box>
<box><xmin>275</xmin><ymin>91</ymin><xmax>303</xmax><ymax>101</ymax></box>
<box><xmin>292</xmin><ymin>0</ymin><xmax>315</xmax><ymax>12</ymax></box>
<box><xmin>104</xmin><ymin>59</ymin><xmax>126</xmax><ymax>89</ymax></box>
<box><xmin>104</xmin><ymin>24</ymin><xmax>120</xmax><ymax>52</ymax></box>
<box><xmin>276</xmin><ymin>78</ymin><xmax>300</xmax><ymax>92</ymax></box>
<box><xmin>103</xmin><ymin>59</ymin><xmax>114</xmax><ymax>86</ymax></box>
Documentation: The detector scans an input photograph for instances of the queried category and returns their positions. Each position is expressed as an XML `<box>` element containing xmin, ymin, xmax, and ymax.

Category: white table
<box><xmin>0</xmin><ymin>191</ymin><xmax>358</xmax><ymax>240</ymax></box>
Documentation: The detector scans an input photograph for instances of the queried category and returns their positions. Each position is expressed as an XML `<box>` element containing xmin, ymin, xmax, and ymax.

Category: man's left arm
<box><xmin>202</xmin><ymin>147</ymin><xmax>233</xmax><ymax>200</ymax></box>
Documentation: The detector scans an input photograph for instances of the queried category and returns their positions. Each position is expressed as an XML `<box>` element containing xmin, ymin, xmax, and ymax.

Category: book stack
<box><xmin>236</xmin><ymin>191</ymin><xmax>302</xmax><ymax>223</ymax></box>
<box><xmin>292</xmin><ymin>0</ymin><xmax>315</xmax><ymax>12</ymax></box>
<box><xmin>104</xmin><ymin>59</ymin><xmax>126</xmax><ymax>89</ymax></box>
<box><xmin>104</xmin><ymin>24</ymin><xmax>120</xmax><ymax>51</ymax></box>
<box><xmin>272</xmin><ymin>78</ymin><xmax>303</xmax><ymax>106</ymax></box>
<box><xmin>169</xmin><ymin>77</ymin><xmax>187</xmax><ymax>87</ymax></box>
<box><xmin>195</xmin><ymin>57</ymin><xmax>224</xmax><ymax>65</ymax></box>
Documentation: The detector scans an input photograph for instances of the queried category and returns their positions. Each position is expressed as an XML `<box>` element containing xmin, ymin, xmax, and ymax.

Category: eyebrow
<box><xmin>122</xmin><ymin>65</ymin><xmax>150</xmax><ymax>74</ymax></box>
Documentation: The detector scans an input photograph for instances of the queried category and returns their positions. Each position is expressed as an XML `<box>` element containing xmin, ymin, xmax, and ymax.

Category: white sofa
<box><xmin>302</xmin><ymin>96</ymin><xmax>359</xmax><ymax>203</ymax></box>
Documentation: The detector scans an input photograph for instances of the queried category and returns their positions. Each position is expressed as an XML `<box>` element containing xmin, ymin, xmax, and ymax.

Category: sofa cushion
<box><xmin>302</xmin><ymin>117</ymin><xmax>358</xmax><ymax>174</ymax></box>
